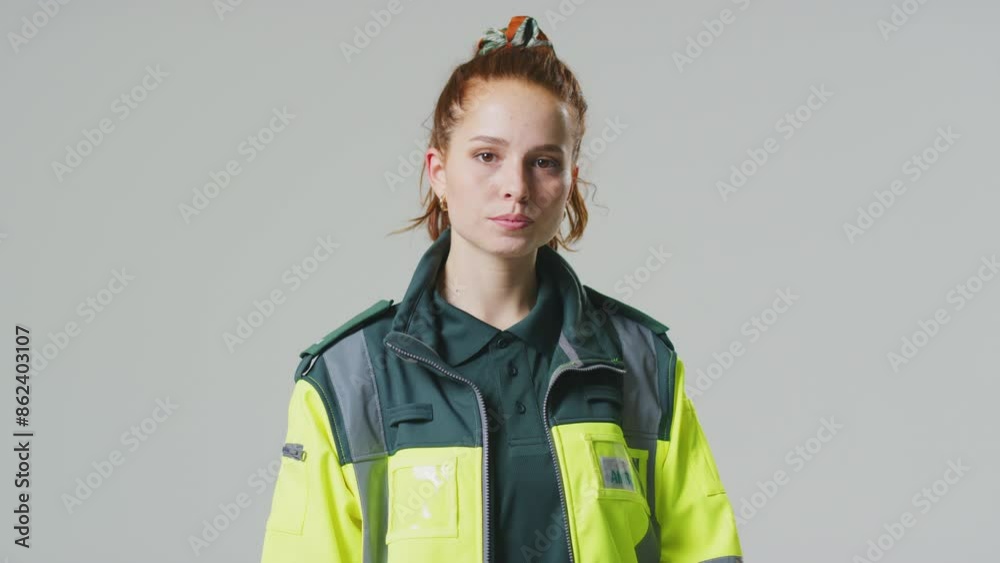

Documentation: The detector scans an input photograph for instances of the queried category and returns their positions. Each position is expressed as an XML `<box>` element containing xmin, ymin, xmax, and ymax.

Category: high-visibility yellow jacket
<box><xmin>260</xmin><ymin>226</ymin><xmax>743</xmax><ymax>563</ymax></box>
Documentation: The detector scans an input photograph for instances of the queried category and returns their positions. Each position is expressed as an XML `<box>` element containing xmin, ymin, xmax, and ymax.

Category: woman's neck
<box><xmin>436</xmin><ymin>233</ymin><xmax>539</xmax><ymax>332</ymax></box>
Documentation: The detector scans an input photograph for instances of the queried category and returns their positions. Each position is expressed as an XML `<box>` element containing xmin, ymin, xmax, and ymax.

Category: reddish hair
<box><xmin>390</xmin><ymin>29</ymin><xmax>595</xmax><ymax>252</ymax></box>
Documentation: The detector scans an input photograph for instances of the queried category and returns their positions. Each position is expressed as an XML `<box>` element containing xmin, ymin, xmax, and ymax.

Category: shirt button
<box><xmin>516</xmin><ymin>401</ymin><xmax>526</xmax><ymax>414</ymax></box>
<box><xmin>497</xmin><ymin>337</ymin><xmax>508</xmax><ymax>349</ymax></box>
<box><xmin>509</xmin><ymin>366</ymin><xmax>518</xmax><ymax>377</ymax></box>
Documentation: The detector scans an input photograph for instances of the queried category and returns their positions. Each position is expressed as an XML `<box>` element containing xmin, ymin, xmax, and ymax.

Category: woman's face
<box><xmin>427</xmin><ymin>78</ymin><xmax>578</xmax><ymax>259</ymax></box>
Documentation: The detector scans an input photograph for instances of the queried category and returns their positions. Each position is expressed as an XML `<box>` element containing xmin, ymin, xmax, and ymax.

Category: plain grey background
<box><xmin>2</xmin><ymin>0</ymin><xmax>997</xmax><ymax>561</ymax></box>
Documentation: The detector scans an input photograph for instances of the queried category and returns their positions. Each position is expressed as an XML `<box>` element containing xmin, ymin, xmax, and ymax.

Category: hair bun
<box><xmin>476</xmin><ymin>15</ymin><xmax>554</xmax><ymax>57</ymax></box>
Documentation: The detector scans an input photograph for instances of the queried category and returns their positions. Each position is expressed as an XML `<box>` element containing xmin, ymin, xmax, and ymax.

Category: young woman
<box><xmin>261</xmin><ymin>15</ymin><xmax>743</xmax><ymax>563</ymax></box>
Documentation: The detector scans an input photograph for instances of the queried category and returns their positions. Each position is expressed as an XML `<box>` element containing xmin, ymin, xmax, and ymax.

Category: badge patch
<box><xmin>282</xmin><ymin>442</ymin><xmax>306</xmax><ymax>461</ymax></box>
<box><xmin>599</xmin><ymin>455</ymin><xmax>636</xmax><ymax>492</ymax></box>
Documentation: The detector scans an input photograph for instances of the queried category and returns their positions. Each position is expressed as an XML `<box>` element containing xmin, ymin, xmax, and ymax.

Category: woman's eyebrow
<box><xmin>467</xmin><ymin>135</ymin><xmax>564</xmax><ymax>153</ymax></box>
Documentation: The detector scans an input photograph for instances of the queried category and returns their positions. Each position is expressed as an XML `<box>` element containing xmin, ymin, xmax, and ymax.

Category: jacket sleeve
<box><xmin>260</xmin><ymin>378</ymin><xmax>364</xmax><ymax>562</ymax></box>
<box><xmin>655</xmin><ymin>356</ymin><xmax>743</xmax><ymax>563</ymax></box>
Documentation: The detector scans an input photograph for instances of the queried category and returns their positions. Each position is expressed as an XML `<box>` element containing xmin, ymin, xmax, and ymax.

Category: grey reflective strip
<box><xmin>623</xmin><ymin>435</ymin><xmax>658</xmax><ymax>519</ymax></box>
<box><xmin>319</xmin><ymin>329</ymin><xmax>389</xmax><ymax>562</ymax></box>
<box><xmin>700</xmin><ymin>558</ymin><xmax>743</xmax><ymax>563</ymax></box>
<box><xmin>354</xmin><ymin>457</ymin><xmax>388</xmax><ymax>563</ymax></box>
<box><xmin>558</xmin><ymin>332</ymin><xmax>580</xmax><ymax>363</ymax></box>
<box><xmin>610</xmin><ymin>315</ymin><xmax>664</xmax><ymax>525</ymax></box>
<box><xmin>633</xmin><ymin>517</ymin><xmax>659</xmax><ymax>563</ymax></box>
<box><xmin>321</xmin><ymin>329</ymin><xmax>387</xmax><ymax>461</ymax></box>
<box><xmin>609</xmin><ymin>315</ymin><xmax>661</xmax><ymax>438</ymax></box>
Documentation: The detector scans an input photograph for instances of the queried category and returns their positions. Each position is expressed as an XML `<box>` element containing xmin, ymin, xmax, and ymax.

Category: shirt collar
<box><xmin>431</xmin><ymin>258</ymin><xmax>562</xmax><ymax>367</ymax></box>
<box><xmin>386</xmin><ymin>225</ymin><xmax>622</xmax><ymax>369</ymax></box>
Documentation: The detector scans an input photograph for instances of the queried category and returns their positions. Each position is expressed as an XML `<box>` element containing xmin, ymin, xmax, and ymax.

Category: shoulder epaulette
<box><xmin>294</xmin><ymin>298</ymin><xmax>394</xmax><ymax>380</ymax></box>
<box><xmin>583</xmin><ymin>286</ymin><xmax>674</xmax><ymax>349</ymax></box>
<box><xmin>584</xmin><ymin>286</ymin><xmax>669</xmax><ymax>334</ymax></box>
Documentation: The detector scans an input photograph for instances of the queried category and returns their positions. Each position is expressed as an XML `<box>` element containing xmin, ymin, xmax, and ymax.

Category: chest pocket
<box><xmin>586</xmin><ymin>432</ymin><xmax>649</xmax><ymax>508</ymax></box>
<box><xmin>386</xmin><ymin>402</ymin><xmax>435</xmax><ymax>451</ymax></box>
<box><xmin>386</xmin><ymin>453</ymin><xmax>459</xmax><ymax>542</ymax></box>
<box><xmin>387</xmin><ymin>402</ymin><xmax>434</xmax><ymax>428</ymax></box>
<box><xmin>551</xmin><ymin>420</ymin><xmax>652</xmax><ymax>562</ymax></box>
<box><xmin>550</xmin><ymin>369</ymin><xmax>627</xmax><ymax>426</ymax></box>
<box><xmin>385</xmin><ymin>403</ymin><xmax>460</xmax><ymax>542</ymax></box>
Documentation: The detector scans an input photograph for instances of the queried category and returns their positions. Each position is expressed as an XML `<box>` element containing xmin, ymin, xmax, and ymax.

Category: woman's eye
<box><xmin>535</xmin><ymin>158</ymin><xmax>560</xmax><ymax>169</ymax></box>
<box><xmin>475</xmin><ymin>152</ymin><xmax>496</xmax><ymax>163</ymax></box>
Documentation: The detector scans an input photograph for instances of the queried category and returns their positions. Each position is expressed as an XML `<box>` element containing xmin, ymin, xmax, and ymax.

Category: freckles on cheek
<box><xmin>459</xmin><ymin>163</ymin><xmax>493</xmax><ymax>187</ymax></box>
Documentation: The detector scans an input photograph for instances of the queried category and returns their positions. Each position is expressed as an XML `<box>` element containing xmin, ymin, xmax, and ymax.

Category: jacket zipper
<box><xmin>543</xmin><ymin>358</ymin><xmax>626</xmax><ymax>563</ymax></box>
<box><xmin>385</xmin><ymin>339</ymin><xmax>493</xmax><ymax>563</ymax></box>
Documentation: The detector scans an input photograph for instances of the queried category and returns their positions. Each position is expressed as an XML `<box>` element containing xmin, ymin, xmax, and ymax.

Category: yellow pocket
<box><xmin>266</xmin><ymin>455</ymin><xmax>308</xmax><ymax>535</ymax></box>
<box><xmin>386</xmin><ymin>454</ymin><xmax>459</xmax><ymax>542</ymax></box>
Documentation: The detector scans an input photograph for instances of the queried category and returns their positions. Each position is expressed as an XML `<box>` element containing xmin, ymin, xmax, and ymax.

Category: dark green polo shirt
<box><xmin>431</xmin><ymin>260</ymin><xmax>569</xmax><ymax>563</ymax></box>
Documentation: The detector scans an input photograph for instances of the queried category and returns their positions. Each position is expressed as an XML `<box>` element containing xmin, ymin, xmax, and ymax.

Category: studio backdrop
<box><xmin>2</xmin><ymin>1</ymin><xmax>996</xmax><ymax>561</ymax></box>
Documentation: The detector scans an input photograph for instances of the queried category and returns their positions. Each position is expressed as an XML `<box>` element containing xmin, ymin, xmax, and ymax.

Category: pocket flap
<box><xmin>585</xmin><ymin>386</ymin><xmax>623</xmax><ymax>407</ymax></box>
<box><xmin>386</xmin><ymin>402</ymin><xmax>434</xmax><ymax>427</ymax></box>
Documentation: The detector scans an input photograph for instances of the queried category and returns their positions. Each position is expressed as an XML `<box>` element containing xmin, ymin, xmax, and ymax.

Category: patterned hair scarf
<box><xmin>476</xmin><ymin>15</ymin><xmax>554</xmax><ymax>57</ymax></box>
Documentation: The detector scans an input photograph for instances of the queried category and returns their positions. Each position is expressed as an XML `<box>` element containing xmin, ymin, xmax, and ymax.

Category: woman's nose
<box><xmin>501</xmin><ymin>161</ymin><xmax>530</xmax><ymax>200</ymax></box>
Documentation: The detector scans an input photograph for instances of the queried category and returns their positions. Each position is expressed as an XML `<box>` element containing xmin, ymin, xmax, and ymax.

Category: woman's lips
<box><xmin>490</xmin><ymin>217</ymin><xmax>533</xmax><ymax>230</ymax></box>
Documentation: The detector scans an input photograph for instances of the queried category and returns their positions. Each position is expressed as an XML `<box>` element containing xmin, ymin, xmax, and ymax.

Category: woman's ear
<box><xmin>426</xmin><ymin>147</ymin><xmax>447</xmax><ymax>198</ymax></box>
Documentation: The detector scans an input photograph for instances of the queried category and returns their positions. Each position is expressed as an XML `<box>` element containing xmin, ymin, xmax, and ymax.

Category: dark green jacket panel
<box><xmin>364</xmin><ymin>312</ymin><xmax>484</xmax><ymax>455</ymax></box>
